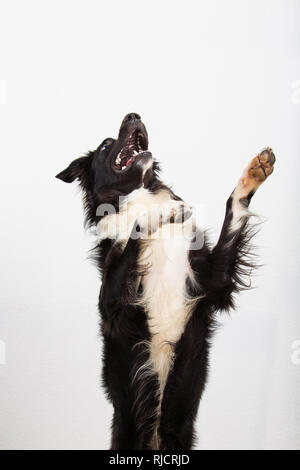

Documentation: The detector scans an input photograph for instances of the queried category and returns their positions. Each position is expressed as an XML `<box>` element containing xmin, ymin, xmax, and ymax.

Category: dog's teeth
<box><xmin>122</xmin><ymin>166</ymin><xmax>126</xmax><ymax>170</ymax></box>
<box><xmin>115</xmin><ymin>153</ymin><xmax>122</xmax><ymax>165</ymax></box>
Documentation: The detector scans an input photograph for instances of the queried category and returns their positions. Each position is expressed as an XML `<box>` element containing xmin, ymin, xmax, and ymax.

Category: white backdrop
<box><xmin>0</xmin><ymin>0</ymin><xmax>299</xmax><ymax>450</ymax></box>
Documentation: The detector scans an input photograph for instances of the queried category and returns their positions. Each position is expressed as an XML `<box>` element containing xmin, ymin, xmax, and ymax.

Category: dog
<box><xmin>56</xmin><ymin>113</ymin><xmax>275</xmax><ymax>450</ymax></box>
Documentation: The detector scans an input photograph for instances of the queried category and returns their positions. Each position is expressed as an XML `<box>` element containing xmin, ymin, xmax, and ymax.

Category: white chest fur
<box><xmin>139</xmin><ymin>230</ymin><xmax>193</xmax><ymax>392</ymax></box>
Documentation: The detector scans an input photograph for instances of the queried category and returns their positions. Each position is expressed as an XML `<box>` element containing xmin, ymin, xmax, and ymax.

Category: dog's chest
<box><xmin>139</xmin><ymin>226</ymin><xmax>192</xmax><ymax>388</ymax></box>
<box><xmin>98</xmin><ymin>187</ymin><xmax>194</xmax><ymax>388</ymax></box>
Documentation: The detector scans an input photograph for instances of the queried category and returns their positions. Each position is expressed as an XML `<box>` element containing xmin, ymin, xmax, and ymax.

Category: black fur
<box><xmin>56</xmin><ymin>113</ymin><xmax>261</xmax><ymax>450</ymax></box>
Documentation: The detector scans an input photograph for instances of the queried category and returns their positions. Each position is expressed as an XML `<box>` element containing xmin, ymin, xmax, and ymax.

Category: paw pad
<box><xmin>248</xmin><ymin>147</ymin><xmax>276</xmax><ymax>182</ymax></box>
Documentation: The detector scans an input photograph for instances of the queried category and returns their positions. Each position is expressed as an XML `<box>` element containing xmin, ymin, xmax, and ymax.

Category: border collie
<box><xmin>56</xmin><ymin>113</ymin><xmax>275</xmax><ymax>450</ymax></box>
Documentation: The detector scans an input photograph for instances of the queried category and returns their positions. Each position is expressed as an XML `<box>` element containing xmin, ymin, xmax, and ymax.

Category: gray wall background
<box><xmin>0</xmin><ymin>0</ymin><xmax>299</xmax><ymax>450</ymax></box>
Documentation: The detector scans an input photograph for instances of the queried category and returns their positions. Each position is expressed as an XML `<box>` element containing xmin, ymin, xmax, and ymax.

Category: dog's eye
<box><xmin>101</xmin><ymin>138</ymin><xmax>114</xmax><ymax>152</ymax></box>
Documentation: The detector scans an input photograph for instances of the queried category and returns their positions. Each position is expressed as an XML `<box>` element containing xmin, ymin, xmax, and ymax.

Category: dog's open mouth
<box><xmin>113</xmin><ymin>129</ymin><xmax>148</xmax><ymax>172</ymax></box>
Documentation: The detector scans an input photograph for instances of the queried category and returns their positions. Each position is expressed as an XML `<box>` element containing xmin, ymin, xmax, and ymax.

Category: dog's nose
<box><xmin>123</xmin><ymin>113</ymin><xmax>141</xmax><ymax>123</ymax></box>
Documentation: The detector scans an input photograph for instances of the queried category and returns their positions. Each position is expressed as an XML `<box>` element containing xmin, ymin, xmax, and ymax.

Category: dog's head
<box><xmin>56</xmin><ymin>113</ymin><xmax>158</xmax><ymax>225</ymax></box>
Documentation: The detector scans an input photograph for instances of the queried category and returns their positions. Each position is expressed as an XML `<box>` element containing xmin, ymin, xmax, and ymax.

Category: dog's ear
<box><xmin>56</xmin><ymin>156</ymin><xmax>89</xmax><ymax>183</ymax></box>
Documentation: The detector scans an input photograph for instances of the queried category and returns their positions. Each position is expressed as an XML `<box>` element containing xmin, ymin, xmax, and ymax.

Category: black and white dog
<box><xmin>56</xmin><ymin>113</ymin><xmax>275</xmax><ymax>450</ymax></box>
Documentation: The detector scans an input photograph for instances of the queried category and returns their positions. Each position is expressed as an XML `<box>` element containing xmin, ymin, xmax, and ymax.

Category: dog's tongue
<box><xmin>126</xmin><ymin>157</ymin><xmax>134</xmax><ymax>167</ymax></box>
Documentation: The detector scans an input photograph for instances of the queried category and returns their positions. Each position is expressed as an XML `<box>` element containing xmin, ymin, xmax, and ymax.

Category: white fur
<box><xmin>229</xmin><ymin>176</ymin><xmax>252</xmax><ymax>233</ymax></box>
<box><xmin>230</xmin><ymin>190</ymin><xmax>249</xmax><ymax>232</ymax></box>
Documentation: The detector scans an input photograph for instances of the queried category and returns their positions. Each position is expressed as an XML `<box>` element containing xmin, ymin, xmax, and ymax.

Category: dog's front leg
<box><xmin>207</xmin><ymin>147</ymin><xmax>276</xmax><ymax>311</ymax></box>
<box><xmin>99</xmin><ymin>223</ymin><xmax>144</xmax><ymax>314</ymax></box>
<box><xmin>99</xmin><ymin>223</ymin><xmax>154</xmax><ymax>450</ymax></box>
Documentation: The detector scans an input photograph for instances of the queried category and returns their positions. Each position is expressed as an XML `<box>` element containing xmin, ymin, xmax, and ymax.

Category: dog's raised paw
<box><xmin>238</xmin><ymin>147</ymin><xmax>276</xmax><ymax>198</ymax></box>
<box><xmin>247</xmin><ymin>147</ymin><xmax>276</xmax><ymax>183</ymax></box>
